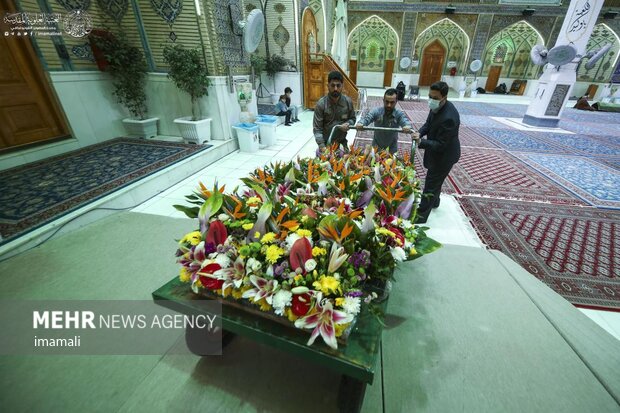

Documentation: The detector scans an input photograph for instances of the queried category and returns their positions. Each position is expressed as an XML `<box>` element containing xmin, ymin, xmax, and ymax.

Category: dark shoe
<box><xmin>433</xmin><ymin>199</ymin><xmax>440</xmax><ymax>209</ymax></box>
<box><xmin>293</xmin><ymin>119</ymin><xmax>300</xmax><ymax>122</ymax></box>
<box><xmin>285</xmin><ymin>123</ymin><xmax>292</xmax><ymax>126</ymax></box>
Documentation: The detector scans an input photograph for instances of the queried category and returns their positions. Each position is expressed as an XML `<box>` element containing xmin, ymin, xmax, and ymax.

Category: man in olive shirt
<box><xmin>355</xmin><ymin>88</ymin><xmax>412</xmax><ymax>154</ymax></box>
<box><xmin>313</xmin><ymin>71</ymin><xmax>356</xmax><ymax>152</ymax></box>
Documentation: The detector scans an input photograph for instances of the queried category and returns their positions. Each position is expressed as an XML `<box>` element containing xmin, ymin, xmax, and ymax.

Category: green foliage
<box><xmin>162</xmin><ymin>44</ymin><xmax>210</xmax><ymax>121</ymax></box>
<box><xmin>250</xmin><ymin>54</ymin><xmax>266</xmax><ymax>74</ymax></box>
<box><xmin>90</xmin><ymin>31</ymin><xmax>148</xmax><ymax>119</ymax></box>
<box><xmin>265</xmin><ymin>54</ymin><xmax>292</xmax><ymax>78</ymax></box>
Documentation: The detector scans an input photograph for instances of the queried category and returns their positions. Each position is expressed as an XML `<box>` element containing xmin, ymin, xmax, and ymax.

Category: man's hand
<box><xmin>402</xmin><ymin>126</ymin><xmax>412</xmax><ymax>134</ymax></box>
<box><xmin>355</xmin><ymin>123</ymin><xmax>364</xmax><ymax>131</ymax></box>
<box><xmin>337</xmin><ymin>123</ymin><xmax>350</xmax><ymax>131</ymax></box>
<box><xmin>412</xmin><ymin>132</ymin><xmax>421</xmax><ymax>145</ymax></box>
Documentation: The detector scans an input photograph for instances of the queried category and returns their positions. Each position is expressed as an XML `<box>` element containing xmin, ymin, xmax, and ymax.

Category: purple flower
<box><xmin>345</xmin><ymin>290</ymin><xmax>364</xmax><ymax>298</ymax></box>
<box><xmin>204</xmin><ymin>242</ymin><xmax>217</xmax><ymax>254</ymax></box>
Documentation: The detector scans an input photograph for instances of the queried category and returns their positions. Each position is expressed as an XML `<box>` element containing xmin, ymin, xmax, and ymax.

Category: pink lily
<box><xmin>241</xmin><ymin>275</ymin><xmax>279</xmax><ymax>305</ymax></box>
<box><xmin>294</xmin><ymin>295</ymin><xmax>353</xmax><ymax>349</ymax></box>
<box><xmin>217</xmin><ymin>256</ymin><xmax>246</xmax><ymax>293</ymax></box>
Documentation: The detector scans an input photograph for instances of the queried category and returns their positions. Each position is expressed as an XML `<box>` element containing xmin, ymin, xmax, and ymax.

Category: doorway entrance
<box><xmin>419</xmin><ymin>40</ymin><xmax>445</xmax><ymax>86</ymax></box>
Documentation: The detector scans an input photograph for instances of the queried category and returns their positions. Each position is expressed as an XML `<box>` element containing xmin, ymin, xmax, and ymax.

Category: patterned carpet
<box><xmin>0</xmin><ymin>138</ymin><xmax>210</xmax><ymax>243</ymax></box>
<box><xmin>450</xmin><ymin>148</ymin><xmax>587</xmax><ymax>205</ymax></box>
<box><xmin>513</xmin><ymin>153</ymin><xmax>620</xmax><ymax>209</ymax></box>
<box><xmin>459</xmin><ymin>197</ymin><xmax>620</xmax><ymax>311</ymax></box>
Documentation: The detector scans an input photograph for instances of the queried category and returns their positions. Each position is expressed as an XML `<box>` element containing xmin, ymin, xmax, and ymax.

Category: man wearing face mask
<box><xmin>313</xmin><ymin>71</ymin><xmax>356</xmax><ymax>152</ymax></box>
<box><xmin>412</xmin><ymin>81</ymin><xmax>461</xmax><ymax>224</ymax></box>
<box><xmin>355</xmin><ymin>88</ymin><xmax>412</xmax><ymax>154</ymax></box>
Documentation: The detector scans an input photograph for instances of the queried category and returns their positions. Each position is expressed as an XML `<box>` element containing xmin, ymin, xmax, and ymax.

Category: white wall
<box><xmin>356</xmin><ymin>71</ymin><xmax>385</xmax><ymax>88</ymax></box>
<box><xmin>0</xmin><ymin>72</ymin><xmax>246</xmax><ymax>171</ymax></box>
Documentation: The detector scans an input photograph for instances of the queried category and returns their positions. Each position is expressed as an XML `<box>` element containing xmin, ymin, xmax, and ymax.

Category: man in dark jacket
<box><xmin>313</xmin><ymin>71</ymin><xmax>356</xmax><ymax>152</ymax></box>
<box><xmin>413</xmin><ymin>81</ymin><xmax>461</xmax><ymax>224</ymax></box>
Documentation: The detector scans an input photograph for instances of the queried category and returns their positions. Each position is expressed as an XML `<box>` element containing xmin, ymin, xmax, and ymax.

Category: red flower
<box><xmin>291</xmin><ymin>293</ymin><xmax>312</xmax><ymax>316</ymax></box>
<box><xmin>198</xmin><ymin>263</ymin><xmax>224</xmax><ymax>290</ymax></box>
<box><xmin>386</xmin><ymin>225</ymin><xmax>405</xmax><ymax>247</ymax></box>
<box><xmin>205</xmin><ymin>220</ymin><xmax>228</xmax><ymax>246</ymax></box>
<box><xmin>289</xmin><ymin>238</ymin><xmax>312</xmax><ymax>273</ymax></box>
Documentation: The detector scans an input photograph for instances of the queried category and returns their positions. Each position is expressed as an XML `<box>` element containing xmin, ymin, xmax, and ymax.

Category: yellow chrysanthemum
<box><xmin>312</xmin><ymin>247</ymin><xmax>327</xmax><ymax>257</ymax></box>
<box><xmin>231</xmin><ymin>288</ymin><xmax>244</xmax><ymax>300</ymax></box>
<box><xmin>296</xmin><ymin>229</ymin><xmax>312</xmax><ymax>238</ymax></box>
<box><xmin>313</xmin><ymin>276</ymin><xmax>340</xmax><ymax>295</ymax></box>
<box><xmin>376</xmin><ymin>227</ymin><xmax>396</xmax><ymax>238</ymax></box>
<box><xmin>257</xmin><ymin>298</ymin><xmax>272</xmax><ymax>312</ymax></box>
<box><xmin>335</xmin><ymin>297</ymin><xmax>345</xmax><ymax>307</ymax></box>
<box><xmin>293</xmin><ymin>274</ymin><xmax>303</xmax><ymax>284</ymax></box>
<box><xmin>221</xmin><ymin>286</ymin><xmax>231</xmax><ymax>298</ymax></box>
<box><xmin>265</xmin><ymin>245</ymin><xmax>285</xmax><ymax>264</ymax></box>
<box><xmin>247</xmin><ymin>196</ymin><xmax>260</xmax><ymax>206</ymax></box>
<box><xmin>300</xmin><ymin>215</ymin><xmax>309</xmax><ymax>223</ymax></box>
<box><xmin>410</xmin><ymin>247</ymin><xmax>418</xmax><ymax>256</ymax></box>
<box><xmin>180</xmin><ymin>231</ymin><xmax>202</xmax><ymax>246</ymax></box>
<box><xmin>261</xmin><ymin>232</ymin><xmax>277</xmax><ymax>243</ymax></box>
<box><xmin>179</xmin><ymin>267</ymin><xmax>191</xmax><ymax>283</ymax></box>
<box><xmin>242</xmin><ymin>223</ymin><xmax>254</xmax><ymax>230</ymax></box>
<box><xmin>335</xmin><ymin>322</ymin><xmax>351</xmax><ymax>337</ymax></box>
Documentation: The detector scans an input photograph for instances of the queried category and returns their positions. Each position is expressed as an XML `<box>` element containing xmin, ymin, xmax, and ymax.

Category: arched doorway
<box><xmin>302</xmin><ymin>7</ymin><xmax>323</xmax><ymax>108</ymax></box>
<box><xmin>419</xmin><ymin>40</ymin><xmax>446</xmax><ymax>86</ymax></box>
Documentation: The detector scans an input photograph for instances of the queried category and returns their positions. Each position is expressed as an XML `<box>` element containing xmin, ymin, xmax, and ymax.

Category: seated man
<box><xmin>275</xmin><ymin>95</ymin><xmax>292</xmax><ymax>126</ymax></box>
<box><xmin>355</xmin><ymin>88</ymin><xmax>412</xmax><ymax>154</ymax></box>
<box><xmin>284</xmin><ymin>87</ymin><xmax>300</xmax><ymax>122</ymax></box>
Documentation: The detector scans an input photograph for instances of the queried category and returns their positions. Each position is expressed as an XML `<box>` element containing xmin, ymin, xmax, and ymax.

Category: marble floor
<box><xmin>129</xmin><ymin>89</ymin><xmax>620</xmax><ymax>341</ymax></box>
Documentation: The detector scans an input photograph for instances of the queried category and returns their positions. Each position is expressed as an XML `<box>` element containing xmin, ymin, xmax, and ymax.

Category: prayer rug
<box><xmin>402</xmin><ymin>110</ymin><xmax>429</xmax><ymax>124</ymax></box>
<box><xmin>458</xmin><ymin>127</ymin><xmax>501</xmax><ymax>149</ymax></box>
<box><xmin>525</xmin><ymin>132</ymin><xmax>620</xmax><ymax>157</ymax></box>
<box><xmin>513</xmin><ymin>153</ymin><xmax>620</xmax><ymax>209</ymax></box>
<box><xmin>558</xmin><ymin>121</ymin><xmax>619</xmax><ymax>136</ymax></box>
<box><xmin>458</xmin><ymin>197</ymin><xmax>620</xmax><ymax>311</ymax></box>
<box><xmin>460</xmin><ymin>115</ymin><xmax>512</xmax><ymax>129</ymax></box>
<box><xmin>449</xmin><ymin>148</ymin><xmax>586</xmax><ymax>205</ymax></box>
<box><xmin>397</xmin><ymin>101</ymin><xmax>428</xmax><ymax>111</ymax></box>
<box><xmin>479</xmin><ymin>128</ymin><xmax>569</xmax><ymax>153</ymax></box>
<box><xmin>0</xmin><ymin>138</ymin><xmax>211</xmax><ymax>243</ymax></box>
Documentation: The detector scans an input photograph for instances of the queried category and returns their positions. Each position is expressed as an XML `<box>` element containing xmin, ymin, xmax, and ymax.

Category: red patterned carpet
<box><xmin>459</xmin><ymin>197</ymin><xmax>620</xmax><ymax>311</ymax></box>
<box><xmin>450</xmin><ymin>148</ymin><xmax>587</xmax><ymax>205</ymax></box>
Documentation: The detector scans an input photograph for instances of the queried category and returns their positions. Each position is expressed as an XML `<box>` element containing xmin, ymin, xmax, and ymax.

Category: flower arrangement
<box><xmin>174</xmin><ymin>147</ymin><xmax>440</xmax><ymax>349</ymax></box>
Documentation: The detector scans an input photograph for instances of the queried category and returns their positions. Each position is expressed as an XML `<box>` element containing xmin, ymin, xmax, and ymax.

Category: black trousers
<box><xmin>276</xmin><ymin>110</ymin><xmax>291</xmax><ymax>124</ymax></box>
<box><xmin>417</xmin><ymin>162</ymin><xmax>454</xmax><ymax>222</ymax></box>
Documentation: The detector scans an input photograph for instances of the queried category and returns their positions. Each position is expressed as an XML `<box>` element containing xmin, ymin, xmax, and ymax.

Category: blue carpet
<box><xmin>460</xmin><ymin>115</ymin><xmax>511</xmax><ymax>129</ymax></box>
<box><xmin>514</xmin><ymin>153</ymin><xmax>620</xmax><ymax>209</ymax></box>
<box><xmin>528</xmin><ymin>132</ymin><xmax>620</xmax><ymax>157</ymax></box>
<box><xmin>0</xmin><ymin>138</ymin><xmax>211</xmax><ymax>243</ymax></box>
<box><xmin>479</xmin><ymin>129</ymin><xmax>567</xmax><ymax>153</ymax></box>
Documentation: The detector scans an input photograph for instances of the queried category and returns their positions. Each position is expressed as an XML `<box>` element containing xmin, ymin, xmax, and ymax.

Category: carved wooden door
<box><xmin>0</xmin><ymin>0</ymin><xmax>70</xmax><ymax>151</ymax></box>
<box><xmin>383</xmin><ymin>60</ymin><xmax>394</xmax><ymax>87</ymax></box>
<box><xmin>485</xmin><ymin>66</ymin><xmax>502</xmax><ymax>92</ymax></box>
<box><xmin>419</xmin><ymin>40</ymin><xmax>445</xmax><ymax>87</ymax></box>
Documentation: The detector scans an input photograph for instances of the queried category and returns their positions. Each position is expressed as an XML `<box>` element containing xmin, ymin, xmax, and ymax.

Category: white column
<box><xmin>523</xmin><ymin>0</ymin><xmax>604</xmax><ymax>127</ymax></box>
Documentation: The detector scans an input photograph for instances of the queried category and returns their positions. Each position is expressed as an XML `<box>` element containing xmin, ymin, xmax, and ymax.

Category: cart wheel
<box><xmin>185</xmin><ymin>325</ymin><xmax>235</xmax><ymax>356</ymax></box>
<box><xmin>337</xmin><ymin>375</ymin><xmax>367</xmax><ymax>413</ymax></box>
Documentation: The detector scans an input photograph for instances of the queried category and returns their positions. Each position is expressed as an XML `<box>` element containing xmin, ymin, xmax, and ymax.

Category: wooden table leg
<box><xmin>338</xmin><ymin>375</ymin><xmax>367</xmax><ymax>413</ymax></box>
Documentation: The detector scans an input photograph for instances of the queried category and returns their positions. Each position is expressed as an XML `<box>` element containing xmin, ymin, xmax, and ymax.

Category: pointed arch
<box><xmin>347</xmin><ymin>15</ymin><xmax>400</xmax><ymax>72</ymax></box>
<box><xmin>413</xmin><ymin>18</ymin><xmax>470</xmax><ymax>75</ymax></box>
<box><xmin>347</xmin><ymin>15</ymin><xmax>400</xmax><ymax>56</ymax></box>
<box><xmin>482</xmin><ymin>20</ymin><xmax>544</xmax><ymax>79</ymax></box>
<box><xmin>578</xmin><ymin>23</ymin><xmax>620</xmax><ymax>83</ymax></box>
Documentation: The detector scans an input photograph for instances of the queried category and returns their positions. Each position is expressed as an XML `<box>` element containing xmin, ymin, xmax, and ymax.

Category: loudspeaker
<box><xmin>445</xmin><ymin>6</ymin><xmax>456</xmax><ymax>14</ymax></box>
<box><xmin>522</xmin><ymin>8</ymin><xmax>535</xmax><ymax>16</ymax></box>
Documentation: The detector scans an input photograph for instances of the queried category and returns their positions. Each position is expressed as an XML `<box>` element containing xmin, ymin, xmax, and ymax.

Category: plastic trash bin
<box><xmin>255</xmin><ymin>117</ymin><xmax>277</xmax><ymax>147</ymax></box>
<box><xmin>232</xmin><ymin>123</ymin><xmax>260</xmax><ymax>153</ymax></box>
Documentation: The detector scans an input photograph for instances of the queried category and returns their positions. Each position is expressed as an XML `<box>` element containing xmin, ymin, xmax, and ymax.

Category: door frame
<box><xmin>419</xmin><ymin>40</ymin><xmax>446</xmax><ymax>87</ymax></box>
<box><xmin>302</xmin><ymin>7</ymin><xmax>319</xmax><ymax>108</ymax></box>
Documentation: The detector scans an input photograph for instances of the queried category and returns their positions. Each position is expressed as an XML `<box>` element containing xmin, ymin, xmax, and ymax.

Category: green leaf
<box><xmin>173</xmin><ymin>204</ymin><xmax>200</xmax><ymax>219</ymax></box>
